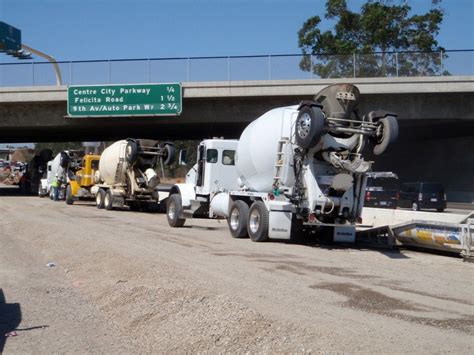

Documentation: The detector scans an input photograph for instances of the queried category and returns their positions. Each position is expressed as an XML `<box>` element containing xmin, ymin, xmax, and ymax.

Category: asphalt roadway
<box><xmin>0</xmin><ymin>185</ymin><xmax>473</xmax><ymax>353</ymax></box>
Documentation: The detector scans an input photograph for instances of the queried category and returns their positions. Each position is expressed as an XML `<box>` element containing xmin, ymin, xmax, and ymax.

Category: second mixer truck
<box><xmin>92</xmin><ymin>139</ymin><xmax>174</xmax><ymax>212</ymax></box>
<box><xmin>166</xmin><ymin>83</ymin><xmax>398</xmax><ymax>242</ymax></box>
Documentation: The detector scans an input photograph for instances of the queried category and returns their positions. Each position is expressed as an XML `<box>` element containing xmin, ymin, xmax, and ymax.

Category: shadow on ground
<box><xmin>0</xmin><ymin>289</ymin><xmax>21</xmax><ymax>352</ymax></box>
<box><xmin>0</xmin><ymin>186</ymin><xmax>24</xmax><ymax>197</ymax></box>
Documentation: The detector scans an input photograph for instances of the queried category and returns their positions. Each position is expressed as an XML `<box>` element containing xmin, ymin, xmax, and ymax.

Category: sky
<box><xmin>1</xmin><ymin>0</ymin><xmax>473</xmax><ymax>148</ymax></box>
<box><xmin>1</xmin><ymin>0</ymin><xmax>473</xmax><ymax>62</ymax></box>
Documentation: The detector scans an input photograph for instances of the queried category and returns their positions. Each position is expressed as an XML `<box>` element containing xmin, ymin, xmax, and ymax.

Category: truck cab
<box><xmin>168</xmin><ymin>139</ymin><xmax>239</xmax><ymax>226</ymax></box>
<box><xmin>188</xmin><ymin>139</ymin><xmax>240</xmax><ymax>196</ymax></box>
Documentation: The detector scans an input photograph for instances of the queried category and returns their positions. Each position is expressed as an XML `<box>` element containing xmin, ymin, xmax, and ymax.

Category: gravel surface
<box><xmin>1</xmin><ymin>190</ymin><xmax>473</xmax><ymax>353</ymax></box>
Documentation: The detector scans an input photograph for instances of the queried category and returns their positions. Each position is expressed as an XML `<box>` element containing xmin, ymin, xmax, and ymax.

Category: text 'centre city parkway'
<box><xmin>67</xmin><ymin>83</ymin><xmax>182</xmax><ymax>117</ymax></box>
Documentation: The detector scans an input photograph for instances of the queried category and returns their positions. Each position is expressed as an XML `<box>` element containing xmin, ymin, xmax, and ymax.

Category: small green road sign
<box><xmin>0</xmin><ymin>22</ymin><xmax>21</xmax><ymax>51</ymax></box>
<box><xmin>67</xmin><ymin>83</ymin><xmax>182</xmax><ymax>117</ymax></box>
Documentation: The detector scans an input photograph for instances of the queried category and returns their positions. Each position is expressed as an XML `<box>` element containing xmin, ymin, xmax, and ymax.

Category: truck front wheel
<box><xmin>228</xmin><ymin>200</ymin><xmax>249</xmax><ymax>238</ymax></box>
<box><xmin>167</xmin><ymin>194</ymin><xmax>185</xmax><ymax>227</ymax></box>
<box><xmin>247</xmin><ymin>201</ymin><xmax>269</xmax><ymax>242</ymax></box>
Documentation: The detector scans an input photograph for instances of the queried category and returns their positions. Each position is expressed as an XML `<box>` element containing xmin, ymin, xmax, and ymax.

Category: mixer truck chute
<box><xmin>92</xmin><ymin>139</ymin><xmax>175</xmax><ymax>212</ymax></box>
<box><xmin>167</xmin><ymin>83</ymin><xmax>399</xmax><ymax>243</ymax></box>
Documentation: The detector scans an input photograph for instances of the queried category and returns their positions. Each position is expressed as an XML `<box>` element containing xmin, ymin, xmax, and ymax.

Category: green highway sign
<box><xmin>67</xmin><ymin>83</ymin><xmax>182</xmax><ymax>117</ymax></box>
<box><xmin>0</xmin><ymin>22</ymin><xmax>21</xmax><ymax>51</ymax></box>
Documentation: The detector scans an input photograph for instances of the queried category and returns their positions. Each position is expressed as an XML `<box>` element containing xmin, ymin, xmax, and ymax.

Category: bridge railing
<box><xmin>0</xmin><ymin>50</ymin><xmax>472</xmax><ymax>87</ymax></box>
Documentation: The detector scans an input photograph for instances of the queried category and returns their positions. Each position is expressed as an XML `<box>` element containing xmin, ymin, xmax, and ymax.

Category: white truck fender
<box><xmin>170</xmin><ymin>183</ymin><xmax>195</xmax><ymax>208</ymax></box>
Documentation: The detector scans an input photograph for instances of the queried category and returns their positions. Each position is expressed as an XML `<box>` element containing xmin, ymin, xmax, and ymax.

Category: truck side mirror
<box><xmin>178</xmin><ymin>150</ymin><xmax>187</xmax><ymax>166</ymax></box>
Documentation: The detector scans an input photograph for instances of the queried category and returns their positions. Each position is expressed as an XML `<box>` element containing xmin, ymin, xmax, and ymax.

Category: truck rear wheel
<box><xmin>167</xmin><ymin>194</ymin><xmax>185</xmax><ymax>227</ymax></box>
<box><xmin>228</xmin><ymin>200</ymin><xmax>249</xmax><ymax>238</ymax></box>
<box><xmin>104</xmin><ymin>190</ymin><xmax>114</xmax><ymax>210</ymax></box>
<box><xmin>247</xmin><ymin>201</ymin><xmax>269</xmax><ymax>242</ymax></box>
<box><xmin>65</xmin><ymin>185</ymin><xmax>74</xmax><ymax>205</ymax></box>
<box><xmin>96</xmin><ymin>189</ymin><xmax>105</xmax><ymax>209</ymax></box>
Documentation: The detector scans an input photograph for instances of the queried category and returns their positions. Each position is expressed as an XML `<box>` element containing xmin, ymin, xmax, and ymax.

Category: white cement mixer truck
<box><xmin>39</xmin><ymin>150</ymin><xmax>83</xmax><ymax>199</ymax></box>
<box><xmin>91</xmin><ymin>139</ymin><xmax>174</xmax><ymax>212</ymax></box>
<box><xmin>166</xmin><ymin>83</ymin><xmax>399</xmax><ymax>242</ymax></box>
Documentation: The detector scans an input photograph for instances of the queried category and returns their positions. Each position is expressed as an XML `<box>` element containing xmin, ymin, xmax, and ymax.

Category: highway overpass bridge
<box><xmin>1</xmin><ymin>75</ymin><xmax>474</xmax><ymax>201</ymax></box>
<box><xmin>1</xmin><ymin>76</ymin><xmax>473</xmax><ymax>142</ymax></box>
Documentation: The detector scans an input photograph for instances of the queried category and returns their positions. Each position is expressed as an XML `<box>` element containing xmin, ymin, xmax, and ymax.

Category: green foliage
<box><xmin>298</xmin><ymin>0</ymin><xmax>446</xmax><ymax>78</ymax></box>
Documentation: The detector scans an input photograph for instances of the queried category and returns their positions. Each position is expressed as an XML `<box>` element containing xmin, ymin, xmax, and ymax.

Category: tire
<box><xmin>295</xmin><ymin>105</ymin><xmax>325</xmax><ymax>149</ymax></box>
<box><xmin>56</xmin><ymin>187</ymin><xmax>65</xmax><ymax>201</ymax></box>
<box><xmin>372</xmin><ymin>115</ymin><xmax>399</xmax><ymax>156</ymax></box>
<box><xmin>96</xmin><ymin>189</ymin><xmax>105</xmax><ymax>209</ymax></box>
<box><xmin>227</xmin><ymin>200</ymin><xmax>249</xmax><ymax>238</ymax></box>
<box><xmin>167</xmin><ymin>194</ymin><xmax>185</xmax><ymax>227</ymax></box>
<box><xmin>65</xmin><ymin>185</ymin><xmax>74</xmax><ymax>205</ymax></box>
<box><xmin>247</xmin><ymin>201</ymin><xmax>269</xmax><ymax>242</ymax></box>
<box><xmin>125</xmin><ymin>140</ymin><xmax>139</xmax><ymax>164</ymax></box>
<box><xmin>412</xmin><ymin>202</ymin><xmax>420</xmax><ymax>211</ymax></box>
<box><xmin>104</xmin><ymin>189</ymin><xmax>114</xmax><ymax>210</ymax></box>
<box><xmin>437</xmin><ymin>208</ymin><xmax>445</xmax><ymax>212</ymax></box>
<box><xmin>162</xmin><ymin>144</ymin><xmax>176</xmax><ymax>166</ymax></box>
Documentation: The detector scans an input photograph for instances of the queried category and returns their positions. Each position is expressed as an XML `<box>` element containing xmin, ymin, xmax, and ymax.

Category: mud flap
<box><xmin>268</xmin><ymin>201</ymin><xmax>293</xmax><ymax>239</ymax></box>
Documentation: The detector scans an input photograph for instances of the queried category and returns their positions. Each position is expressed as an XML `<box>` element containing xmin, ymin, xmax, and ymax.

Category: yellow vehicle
<box><xmin>65</xmin><ymin>154</ymin><xmax>100</xmax><ymax>205</ymax></box>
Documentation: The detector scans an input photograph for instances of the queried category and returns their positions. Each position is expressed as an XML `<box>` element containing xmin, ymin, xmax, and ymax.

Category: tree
<box><xmin>298</xmin><ymin>0</ymin><xmax>445</xmax><ymax>78</ymax></box>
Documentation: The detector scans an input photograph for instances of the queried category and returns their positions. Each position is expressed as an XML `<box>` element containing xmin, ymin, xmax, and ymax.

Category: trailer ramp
<box><xmin>357</xmin><ymin>208</ymin><xmax>474</xmax><ymax>260</ymax></box>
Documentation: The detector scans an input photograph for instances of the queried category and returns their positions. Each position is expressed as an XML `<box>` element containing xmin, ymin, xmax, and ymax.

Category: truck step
<box><xmin>186</xmin><ymin>199</ymin><xmax>209</xmax><ymax>215</ymax></box>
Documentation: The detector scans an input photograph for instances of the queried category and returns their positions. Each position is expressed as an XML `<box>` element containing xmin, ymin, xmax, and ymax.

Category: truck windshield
<box><xmin>91</xmin><ymin>160</ymin><xmax>99</xmax><ymax>170</ymax></box>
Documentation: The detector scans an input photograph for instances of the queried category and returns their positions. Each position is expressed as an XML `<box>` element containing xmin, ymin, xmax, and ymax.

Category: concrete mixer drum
<box><xmin>314</xmin><ymin>83</ymin><xmax>360</xmax><ymax>121</ymax></box>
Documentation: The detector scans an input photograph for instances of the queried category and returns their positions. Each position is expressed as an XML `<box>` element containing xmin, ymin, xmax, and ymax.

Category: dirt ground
<box><xmin>0</xmin><ymin>187</ymin><xmax>473</xmax><ymax>353</ymax></box>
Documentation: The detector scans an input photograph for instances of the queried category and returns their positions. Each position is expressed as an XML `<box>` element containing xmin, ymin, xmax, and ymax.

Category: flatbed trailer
<box><xmin>357</xmin><ymin>207</ymin><xmax>474</xmax><ymax>260</ymax></box>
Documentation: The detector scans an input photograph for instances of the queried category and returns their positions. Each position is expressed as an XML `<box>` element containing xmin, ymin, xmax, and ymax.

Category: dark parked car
<box><xmin>399</xmin><ymin>182</ymin><xmax>447</xmax><ymax>212</ymax></box>
<box><xmin>364</xmin><ymin>172</ymin><xmax>399</xmax><ymax>209</ymax></box>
